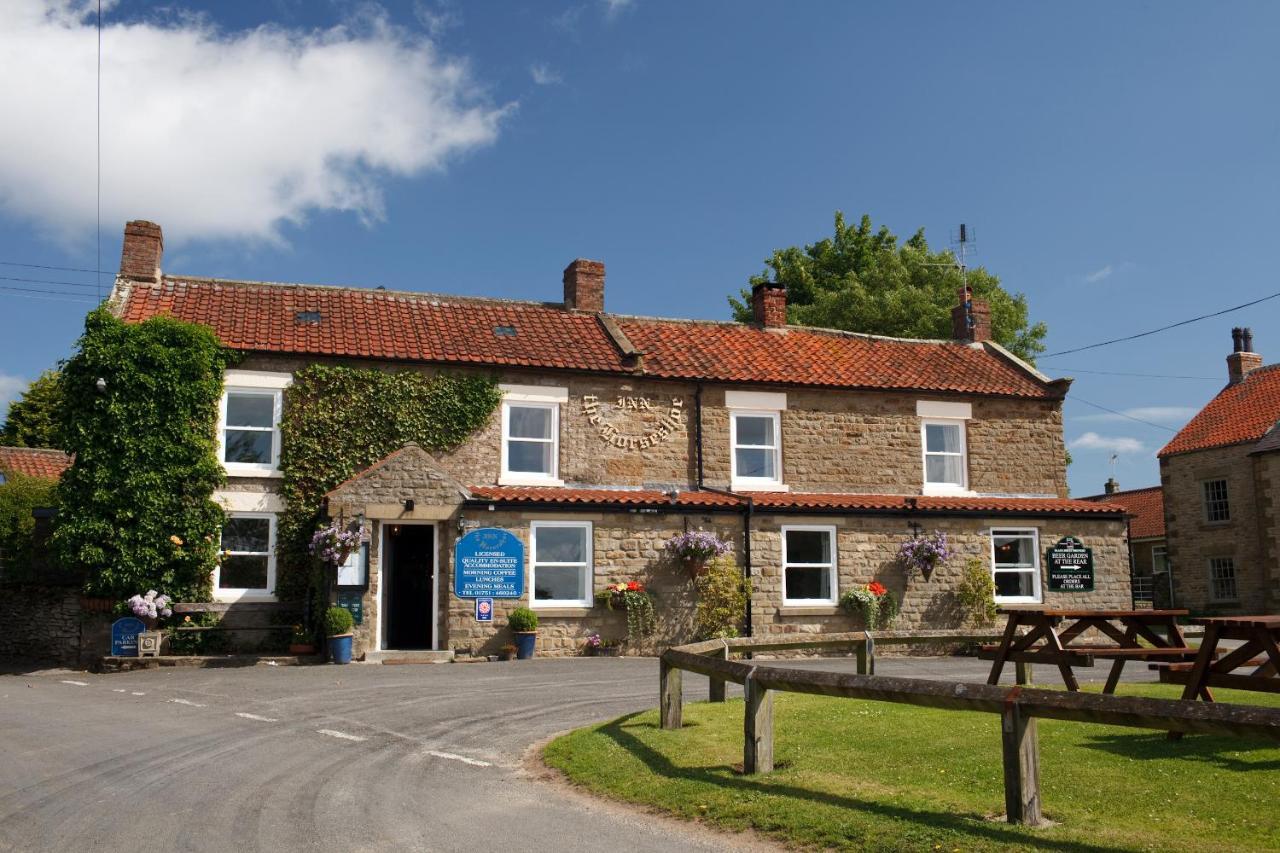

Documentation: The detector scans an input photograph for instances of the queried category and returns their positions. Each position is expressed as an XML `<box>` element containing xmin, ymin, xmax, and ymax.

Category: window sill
<box><xmin>921</xmin><ymin>485</ymin><xmax>974</xmax><ymax>497</ymax></box>
<box><xmin>529</xmin><ymin>606</ymin><xmax>593</xmax><ymax>616</ymax></box>
<box><xmin>732</xmin><ymin>482</ymin><xmax>789</xmax><ymax>493</ymax></box>
<box><xmin>995</xmin><ymin>598</ymin><xmax>1043</xmax><ymax>606</ymax></box>
<box><xmin>780</xmin><ymin>605</ymin><xmax>841</xmax><ymax>616</ymax></box>
<box><xmin>212</xmin><ymin>592</ymin><xmax>278</xmax><ymax>603</ymax></box>
<box><xmin>224</xmin><ymin>466</ymin><xmax>283</xmax><ymax>479</ymax></box>
<box><xmin>498</xmin><ymin>475</ymin><xmax>565</xmax><ymax>488</ymax></box>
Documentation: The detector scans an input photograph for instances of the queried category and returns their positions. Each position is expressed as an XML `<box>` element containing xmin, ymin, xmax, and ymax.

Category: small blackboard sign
<box><xmin>337</xmin><ymin>590</ymin><xmax>364</xmax><ymax>625</ymax></box>
<box><xmin>1046</xmin><ymin>536</ymin><xmax>1094</xmax><ymax>592</ymax></box>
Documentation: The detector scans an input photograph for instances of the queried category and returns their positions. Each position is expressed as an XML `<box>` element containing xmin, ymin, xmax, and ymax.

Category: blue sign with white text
<box><xmin>475</xmin><ymin>598</ymin><xmax>493</xmax><ymax>622</ymax></box>
<box><xmin>455</xmin><ymin>528</ymin><xmax>524</xmax><ymax>599</ymax></box>
<box><xmin>111</xmin><ymin>617</ymin><xmax>146</xmax><ymax>657</ymax></box>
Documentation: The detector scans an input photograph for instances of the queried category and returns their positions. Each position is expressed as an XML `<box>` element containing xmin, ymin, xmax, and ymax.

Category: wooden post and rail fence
<box><xmin>657</xmin><ymin>630</ymin><xmax>1280</xmax><ymax>826</ymax></box>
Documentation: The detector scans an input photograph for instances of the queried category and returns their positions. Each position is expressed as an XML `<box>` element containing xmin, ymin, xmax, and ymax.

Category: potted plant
<box><xmin>597</xmin><ymin>581</ymin><xmax>657</xmax><ymax>643</ymax></box>
<box><xmin>289</xmin><ymin>624</ymin><xmax>316</xmax><ymax>655</ymax></box>
<box><xmin>323</xmin><ymin>605</ymin><xmax>355</xmax><ymax>664</ymax></box>
<box><xmin>585</xmin><ymin>632</ymin><xmax>621</xmax><ymax>657</ymax></box>
<box><xmin>125</xmin><ymin>589</ymin><xmax>173</xmax><ymax>630</ymax></box>
<box><xmin>898</xmin><ymin>530</ymin><xmax>950</xmax><ymax>578</ymax></box>
<box><xmin>665</xmin><ymin>530</ymin><xmax>732</xmax><ymax>578</ymax></box>
<box><xmin>498</xmin><ymin>643</ymin><xmax>517</xmax><ymax>662</ymax></box>
<box><xmin>508</xmin><ymin>607</ymin><xmax>539</xmax><ymax>659</ymax></box>
<box><xmin>838</xmin><ymin>581</ymin><xmax>900</xmax><ymax>629</ymax></box>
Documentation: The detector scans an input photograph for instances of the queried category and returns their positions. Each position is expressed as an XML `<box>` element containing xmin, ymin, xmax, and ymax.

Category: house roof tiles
<box><xmin>0</xmin><ymin>447</ymin><xmax>71</xmax><ymax>480</ymax></box>
<box><xmin>1078</xmin><ymin>486</ymin><xmax>1165</xmax><ymax>539</ymax></box>
<box><xmin>1159</xmin><ymin>364</ymin><xmax>1280</xmax><ymax>457</ymax></box>
<box><xmin>115</xmin><ymin>277</ymin><xmax>1060</xmax><ymax>399</ymax></box>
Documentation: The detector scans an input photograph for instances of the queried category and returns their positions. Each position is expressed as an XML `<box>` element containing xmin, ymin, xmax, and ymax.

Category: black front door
<box><xmin>384</xmin><ymin>524</ymin><xmax>434</xmax><ymax>650</ymax></box>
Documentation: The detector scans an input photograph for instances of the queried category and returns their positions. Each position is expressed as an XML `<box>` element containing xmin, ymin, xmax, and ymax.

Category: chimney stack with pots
<box><xmin>119</xmin><ymin>220</ymin><xmax>164</xmax><ymax>282</ymax></box>
<box><xmin>1104</xmin><ymin>477</ymin><xmax>1120</xmax><ymax>495</ymax></box>
<box><xmin>1227</xmin><ymin>326</ymin><xmax>1263</xmax><ymax>384</ymax></box>
<box><xmin>751</xmin><ymin>282</ymin><xmax>788</xmax><ymax>328</ymax></box>
<box><xmin>563</xmin><ymin>259</ymin><xmax>605</xmax><ymax>312</ymax></box>
<box><xmin>951</xmin><ymin>286</ymin><xmax>992</xmax><ymax>343</ymax></box>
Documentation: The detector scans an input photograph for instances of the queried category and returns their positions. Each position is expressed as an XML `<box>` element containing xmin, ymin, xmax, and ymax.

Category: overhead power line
<box><xmin>1054</xmin><ymin>366</ymin><xmax>1221</xmax><ymax>381</ymax></box>
<box><xmin>0</xmin><ymin>284</ymin><xmax>98</xmax><ymax>303</ymax></box>
<box><xmin>0</xmin><ymin>260</ymin><xmax>108</xmax><ymax>275</ymax></box>
<box><xmin>1041</xmin><ymin>288</ymin><xmax>1280</xmax><ymax>358</ymax></box>
<box><xmin>1067</xmin><ymin>395</ymin><xmax>1178</xmax><ymax>432</ymax></box>
<box><xmin>0</xmin><ymin>274</ymin><xmax>103</xmax><ymax>291</ymax></box>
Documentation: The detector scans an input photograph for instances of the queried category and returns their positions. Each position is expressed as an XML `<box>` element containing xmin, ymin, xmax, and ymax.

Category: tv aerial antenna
<box><xmin>950</xmin><ymin>224</ymin><xmax>977</xmax><ymax>337</ymax></box>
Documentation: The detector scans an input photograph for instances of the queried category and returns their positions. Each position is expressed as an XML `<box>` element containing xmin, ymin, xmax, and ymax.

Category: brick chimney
<box><xmin>951</xmin><ymin>286</ymin><xmax>992</xmax><ymax>343</ymax></box>
<box><xmin>1227</xmin><ymin>326</ymin><xmax>1262</xmax><ymax>384</ymax></box>
<box><xmin>1104</xmin><ymin>477</ymin><xmax>1120</xmax><ymax>495</ymax></box>
<box><xmin>563</xmin><ymin>259</ymin><xmax>605</xmax><ymax>312</ymax></box>
<box><xmin>751</xmin><ymin>282</ymin><xmax>787</xmax><ymax>328</ymax></box>
<box><xmin>119</xmin><ymin>220</ymin><xmax>163</xmax><ymax>282</ymax></box>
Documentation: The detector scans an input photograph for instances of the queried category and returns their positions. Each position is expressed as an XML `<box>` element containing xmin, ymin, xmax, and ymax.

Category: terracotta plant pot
<box><xmin>289</xmin><ymin>643</ymin><xmax>316</xmax><ymax>655</ymax></box>
<box><xmin>684</xmin><ymin>557</ymin><xmax>708</xmax><ymax>579</ymax></box>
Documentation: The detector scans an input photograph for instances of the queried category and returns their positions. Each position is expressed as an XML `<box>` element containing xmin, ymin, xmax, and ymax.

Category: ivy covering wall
<box><xmin>276</xmin><ymin>365</ymin><xmax>501</xmax><ymax>603</ymax></box>
<box><xmin>53</xmin><ymin>308</ymin><xmax>230</xmax><ymax>601</ymax></box>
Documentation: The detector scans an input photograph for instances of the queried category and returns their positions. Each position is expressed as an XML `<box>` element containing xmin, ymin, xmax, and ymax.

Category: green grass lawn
<box><xmin>543</xmin><ymin>683</ymin><xmax>1280</xmax><ymax>852</ymax></box>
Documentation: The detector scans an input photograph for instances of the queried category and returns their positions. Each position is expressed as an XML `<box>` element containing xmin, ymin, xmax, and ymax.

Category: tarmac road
<box><xmin>0</xmin><ymin>655</ymin><xmax>1154</xmax><ymax>852</ymax></box>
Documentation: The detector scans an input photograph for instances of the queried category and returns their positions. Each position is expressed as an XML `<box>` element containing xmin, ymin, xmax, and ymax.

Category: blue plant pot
<box><xmin>514</xmin><ymin>632</ymin><xmax>536</xmax><ymax>660</ymax></box>
<box><xmin>328</xmin><ymin>633</ymin><xmax>353</xmax><ymax>664</ymax></box>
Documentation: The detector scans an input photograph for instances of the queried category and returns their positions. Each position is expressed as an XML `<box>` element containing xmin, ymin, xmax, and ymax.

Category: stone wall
<box><xmin>1161</xmin><ymin>443</ymin><xmax>1270</xmax><ymax>612</ymax></box>
<box><xmin>0</xmin><ymin>584</ymin><xmax>85</xmax><ymax>667</ymax></box>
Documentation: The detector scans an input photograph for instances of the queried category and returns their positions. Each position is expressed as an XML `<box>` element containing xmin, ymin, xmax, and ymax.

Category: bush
<box><xmin>694</xmin><ymin>556</ymin><xmax>750</xmax><ymax>640</ymax></box>
<box><xmin>956</xmin><ymin>556</ymin><xmax>997</xmax><ymax>627</ymax></box>
<box><xmin>0</xmin><ymin>473</ymin><xmax>57</xmax><ymax>581</ymax></box>
<box><xmin>508</xmin><ymin>606</ymin><xmax>538</xmax><ymax>633</ymax></box>
<box><xmin>323</xmin><ymin>605</ymin><xmax>354</xmax><ymax>636</ymax></box>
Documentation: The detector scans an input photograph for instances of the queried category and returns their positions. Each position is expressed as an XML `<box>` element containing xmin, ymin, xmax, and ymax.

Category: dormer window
<box><xmin>917</xmin><ymin>401</ymin><xmax>971</xmax><ymax>495</ymax></box>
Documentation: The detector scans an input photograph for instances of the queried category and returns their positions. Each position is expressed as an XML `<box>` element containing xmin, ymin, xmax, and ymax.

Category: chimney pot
<box><xmin>1104</xmin><ymin>477</ymin><xmax>1120</xmax><ymax>495</ymax></box>
<box><xmin>119</xmin><ymin>220</ymin><xmax>164</xmax><ymax>282</ymax></box>
<box><xmin>1243</xmin><ymin>327</ymin><xmax>1255</xmax><ymax>353</ymax></box>
<box><xmin>1227</xmin><ymin>328</ymin><xmax>1263</xmax><ymax>384</ymax></box>
<box><xmin>1232</xmin><ymin>327</ymin><xmax>1243</xmax><ymax>353</ymax></box>
<box><xmin>951</xmin><ymin>285</ymin><xmax>992</xmax><ymax>343</ymax></box>
<box><xmin>563</xmin><ymin>259</ymin><xmax>605</xmax><ymax>312</ymax></box>
<box><xmin>751</xmin><ymin>282</ymin><xmax>788</xmax><ymax>328</ymax></box>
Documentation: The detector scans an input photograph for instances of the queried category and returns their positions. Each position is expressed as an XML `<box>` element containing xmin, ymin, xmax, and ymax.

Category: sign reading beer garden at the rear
<box><xmin>454</xmin><ymin>528</ymin><xmax>524</xmax><ymax>598</ymax></box>
<box><xmin>1046</xmin><ymin>536</ymin><xmax>1094</xmax><ymax>592</ymax></box>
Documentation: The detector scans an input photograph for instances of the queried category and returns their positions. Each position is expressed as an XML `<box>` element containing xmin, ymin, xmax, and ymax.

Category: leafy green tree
<box><xmin>0</xmin><ymin>473</ymin><xmax>57</xmax><ymax>581</ymax></box>
<box><xmin>729</xmin><ymin>212</ymin><xmax>1047</xmax><ymax>362</ymax></box>
<box><xmin>1</xmin><ymin>370</ymin><xmax>63</xmax><ymax>448</ymax></box>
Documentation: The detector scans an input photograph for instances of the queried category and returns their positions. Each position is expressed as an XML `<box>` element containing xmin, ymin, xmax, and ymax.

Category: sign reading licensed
<box><xmin>455</xmin><ymin>528</ymin><xmax>524</xmax><ymax>599</ymax></box>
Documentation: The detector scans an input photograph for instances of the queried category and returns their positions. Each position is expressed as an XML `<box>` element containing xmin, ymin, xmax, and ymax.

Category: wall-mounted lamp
<box><xmin>403</xmin><ymin>499</ymin><xmax>415</xmax><ymax>512</ymax></box>
<box><xmin>94</xmin><ymin>377</ymin><xmax>107</xmax><ymax>394</ymax></box>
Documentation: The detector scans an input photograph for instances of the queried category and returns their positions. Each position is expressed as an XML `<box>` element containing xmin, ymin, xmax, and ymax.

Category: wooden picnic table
<box><xmin>1154</xmin><ymin>615</ymin><xmax>1280</xmax><ymax>700</ymax></box>
<box><xmin>980</xmin><ymin>607</ymin><xmax>1195</xmax><ymax>693</ymax></box>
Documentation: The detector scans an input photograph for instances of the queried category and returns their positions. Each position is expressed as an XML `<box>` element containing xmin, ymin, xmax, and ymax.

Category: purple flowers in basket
<box><xmin>666</xmin><ymin>530</ymin><xmax>732</xmax><ymax>562</ymax></box>
<box><xmin>898</xmin><ymin>531</ymin><xmax>951</xmax><ymax>573</ymax></box>
<box><xmin>309</xmin><ymin>522</ymin><xmax>363</xmax><ymax>565</ymax></box>
<box><xmin>127</xmin><ymin>590</ymin><xmax>172</xmax><ymax>620</ymax></box>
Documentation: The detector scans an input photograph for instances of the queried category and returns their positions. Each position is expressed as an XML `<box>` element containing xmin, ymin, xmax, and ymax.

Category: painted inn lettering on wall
<box><xmin>581</xmin><ymin>395</ymin><xmax>684</xmax><ymax>450</ymax></box>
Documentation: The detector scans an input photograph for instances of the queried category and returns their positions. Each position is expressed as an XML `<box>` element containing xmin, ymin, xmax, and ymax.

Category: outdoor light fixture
<box><xmin>403</xmin><ymin>499</ymin><xmax>415</xmax><ymax>512</ymax></box>
<box><xmin>95</xmin><ymin>377</ymin><xmax>107</xmax><ymax>393</ymax></box>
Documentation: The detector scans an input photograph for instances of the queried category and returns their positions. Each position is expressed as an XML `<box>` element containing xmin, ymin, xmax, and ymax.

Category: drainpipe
<box><xmin>694</xmin><ymin>383</ymin><xmax>754</xmax><ymax>637</ymax></box>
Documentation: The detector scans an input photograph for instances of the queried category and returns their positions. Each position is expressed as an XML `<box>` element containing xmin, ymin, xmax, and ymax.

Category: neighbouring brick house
<box><xmin>0</xmin><ymin>446</ymin><xmax>70</xmax><ymax>573</ymax></box>
<box><xmin>105</xmin><ymin>220</ymin><xmax>1130</xmax><ymax>659</ymax></box>
<box><xmin>1080</xmin><ymin>480</ymin><xmax>1167</xmax><ymax>607</ymax></box>
<box><xmin>1158</xmin><ymin>328</ymin><xmax>1280</xmax><ymax>614</ymax></box>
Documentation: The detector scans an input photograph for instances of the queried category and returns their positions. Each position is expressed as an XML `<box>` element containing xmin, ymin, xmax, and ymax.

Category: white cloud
<box><xmin>602</xmin><ymin>0</ymin><xmax>636</xmax><ymax>19</ymax></box>
<box><xmin>0</xmin><ymin>373</ymin><xmax>27</xmax><ymax>421</ymax></box>
<box><xmin>0</xmin><ymin>1</ymin><xmax>513</xmax><ymax>245</ymax></box>
<box><xmin>1069</xmin><ymin>432</ymin><xmax>1145</xmax><ymax>454</ymax></box>
<box><xmin>413</xmin><ymin>1</ymin><xmax>461</xmax><ymax>38</ymax></box>
<box><xmin>1076</xmin><ymin>406</ymin><xmax>1197</xmax><ymax>424</ymax></box>
<box><xmin>529</xmin><ymin>63</ymin><xmax>563</xmax><ymax>86</ymax></box>
<box><xmin>1084</xmin><ymin>264</ymin><xmax>1113</xmax><ymax>283</ymax></box>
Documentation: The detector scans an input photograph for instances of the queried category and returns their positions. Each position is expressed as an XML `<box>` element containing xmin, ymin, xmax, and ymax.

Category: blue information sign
<box><xmin>475</xmin><ymin>598</ymin><xmax>493</xmax><ymax>622</ymax></box>
<box><xmin>111</xmin><ymin>617</ymin><xmax>146</xmax><ymax>657</ymax></box>
<box><xmin>455</xmin><ymin>528</ymin><xmax>524</xmax><ymax>599</ymax></box>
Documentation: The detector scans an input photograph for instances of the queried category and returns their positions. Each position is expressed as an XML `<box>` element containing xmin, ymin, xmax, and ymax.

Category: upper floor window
<box><xmin>731</xmin><ymin>411</ymin><xmax>782</xmax><ymax>488</ymax></box>
<box><xmin>219</xmin><ymin>371</ymin><xmax>290</xmax><ymax>476</ymax></box>
<box><xmin>498</xmin><ymin>385</ymin><xmax>567</xmax><ymax>487</ymax></box>
<box><xmin>1208</xmin><ymin>556</ymin><xmax>1237</xmax><ymax>602</ymax></box>
<box><xmin>1202</xmin><ymin>479</ymin><xmax>1230</xmax><ymax>523</ymax></box>
<box><xmin>990</xmin><ymin>527</ymin><xmax>1041</xmax><ymax>603</ymax></box>
<box><xmin>530</xmin><ymin>521</ymin><xmax>593</xmax><ymax>607</ymax></box>
<box><xmin>781</xmin><ymin>525</ymin><xmax>837</xmax><ymax>605</ymax></box>
<box><xmin>917</xmin><ymin>401</ymin><xmax>971</xmax><ymax>495</ymax></box>
<box><xmin>1151</xmin><ymin>545</ymin><xmax>1169</xmax><ymax>573</ymax></box>
<box><xmin>214</xmin><ymin>512</ymin><xmax>277</xmax><ymax>600</ymax></box>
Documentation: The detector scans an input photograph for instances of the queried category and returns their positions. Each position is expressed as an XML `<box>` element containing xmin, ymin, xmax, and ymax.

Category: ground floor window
<box><xmin>990</xmin><ymin>528</ymin><xmax>1040</xmax><ymax>603</ymax></box>
<box><xmin>215</xmin><ymin>512</ymin><xmax>276</xmax><ymax>600</ymax></box>
<box><xmin>530</xmin><ymin>521</ymin><xmax>593</xmax><ymax>607</ymax></box>
<box><xmin>1208</xmin><ymin>557</ymin><xmax>1238</xmax><ymax>602</ymax></box>
<box><xmin>781</xmin><ymin>525</ymin><xmax>837</xmax><ymax>604</ymax></box>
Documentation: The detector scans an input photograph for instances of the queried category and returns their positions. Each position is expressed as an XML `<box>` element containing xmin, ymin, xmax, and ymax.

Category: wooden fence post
<box><xmin>743</xmin><ymin>668</ymin><xmax>774</xmax><ymax>774</ymax></box>
<box><xmin>855</xmin><ymin>638</ymin><xmax>868</xmax><ymax>675</ymax></box>
<box><xmin>1000</xmin><ymin>690</ymin><xmax>1042</xmax><ymax>825</ymax></box>
<box><xmin>864</xmin><ymin>631</ymin><xmax>876</xmax><ymax>676</ymax></box>
<box><xmin>660</xmin><ymin>657</ymin><xmax>683</xmax><ymax>730</ymax></box>
<box><xmin>709</xmin><ymin>642</ymin><xmax>728</xmax><ymax>702</ymax></box>
<box><xmin>1015</xmin><ymin>661</ymin><xmax>1033</xmax><ymax>685</ymax></box>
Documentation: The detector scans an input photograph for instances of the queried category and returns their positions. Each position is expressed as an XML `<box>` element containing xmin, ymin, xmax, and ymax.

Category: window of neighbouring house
<box><xmin>1202</xmin><ymin>479</ymin><xmax>1230</xmax><ymax>523</ymax></box>
<box><xmin>782</xmin><ymin>525</ymin><xmax>837</xmax><ymax>605</ymax></box>
<box><xmin>731</xmin><ymin>411</ymin><xmax>783</xmax><ymax>489</ymax></box>
<box><xmin>1208</xmin><ymin>557</ymin><xmax>1238</xmax><ymax>602</ymax></box>
<box><xmin>990</xmin><ymin>528</ymin><xmax>1041</xmax><ymax>603</ymax></box>
<box><xmin>1151</xmin><ymin>546</ymin><xmax>1168</xmax><ymax>574</ymax></box>
<box><xmin>530</xmin><ymin>521</ymin><xmax>592</xmax><ymax>607</ymax></box>
<box><xmin>215</xmin><ymin>513</ymin><xmax>276</xmax><ymax>600</ymax></box>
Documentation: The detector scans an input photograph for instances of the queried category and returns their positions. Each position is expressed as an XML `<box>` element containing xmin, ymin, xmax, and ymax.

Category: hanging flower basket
<box><xmin>838</xmin><ymin>582</ymin><xmax>900</xmax><ymax>629</ymax></box>
<box><xmin>897</xmin><ymin>531</ymin><xmax>951</xmax><ymax>578</ymax></box>
<box><xmin>596</xmin><ymin>582</ymin><xmax>657</xmax><ymax>642</ymax></box>
<box><xmin>310</xmin><ymin>521</ymin><xmax>363</xmax><ymax>567</ymax></box>
<box><xmin>665</xmin><ymin>530</ymin><xmax>732</xmax><ymax>578</ymax></box>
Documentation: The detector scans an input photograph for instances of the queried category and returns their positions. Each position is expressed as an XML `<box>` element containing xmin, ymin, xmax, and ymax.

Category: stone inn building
<box><xmin>106</xmin><ymin>220</ymin><xmax>1129</xmax><ymax>659</ymax></box>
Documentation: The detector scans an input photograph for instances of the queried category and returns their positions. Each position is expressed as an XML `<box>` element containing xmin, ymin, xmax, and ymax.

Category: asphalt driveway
<box><xmin>0</xmin><ymin>655</ymin><xmax>1155</xmax><ymax>852</ymax></box>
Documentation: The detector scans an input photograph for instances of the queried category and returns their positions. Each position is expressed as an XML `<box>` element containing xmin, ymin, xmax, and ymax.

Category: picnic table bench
<box><xmin>1151</xmin><ymin>615</ymin><xmax>1280</xmax><ymax>698</ymax></box>
<box><xmin>979</xmin><ymin>607</ymin><xmax>1197</xmax><ymax>693</ymax></box>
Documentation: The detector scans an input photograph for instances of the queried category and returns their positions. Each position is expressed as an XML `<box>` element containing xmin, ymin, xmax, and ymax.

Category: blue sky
<box><xmin>2</xmin><ymin>0</ymin><xmax>1278</xmax><ymax>497</ymax></box>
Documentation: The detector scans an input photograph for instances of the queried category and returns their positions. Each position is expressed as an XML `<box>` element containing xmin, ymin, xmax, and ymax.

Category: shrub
<box><xmin>694</xmin><ymin>556</ymin><xmax>750</xmax><ymax>640</ymax></box>
<box><xmin>0</xmin><ymin>473</ymin><xmax>57</xmax><ymax>581</ymax></box>
<box><xmin>508</xmin><ymin>606</ymin><xmax>538</xmax><ymax>633</ymax></box>
<box><xmin>323</xmin><ymin>605</ymin><xmax>354</xmax><ymax>636</ymax></box>
<box><xmin>956</xmin><ymin>556</ymin><xmax>998</xmax><ymax>627</ymax></box>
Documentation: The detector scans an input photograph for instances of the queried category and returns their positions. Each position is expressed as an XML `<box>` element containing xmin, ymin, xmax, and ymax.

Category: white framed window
<box><xmin>990</xmin><ymin>528</ymin><xmax>1041</xmax><ymax>603</ymax></box>
<box><xmin>920</xmin><ymin>419</ymin><xmax>969</xmax><ymax>494</ymax></box>
<box><xmin>781</xmin><ymin>525</ymin><xmax>837</xmax><ymax>605</ymax></box>
<box><xmin>731</xmin><ymin>411</ymin><xmax>784</xmax><ymax>490</ymax></box>
<box><xmin>214</xmin><ymin>512</ymin><xmax>277</xmax><ymax>601</ymax></box>
<box><xmin>218</xmin><ymin>372</ymin><xmax>289</xmax><ymax>477</ymax></box>
<box><xmin>1208</xmin><ymin>557</ymin><xmax>1238</xmax><ymax>602</ymax></box>
<box><xmin>529</xmin><ymin>521</ymin><xmax>593</xmax><ymax>607</ymax></box>
<box><xmin>1151</xmin><ymin>546</ymin><xmax>1168</xmax><ymax>574</ymax></box>
<box><xmin>501</xmin><ymin>402</ymin><xmax>560</xmax><ymax>484</ymax></box>
<box><xmin>1202</xmin><ymin>479</ymin><xmax>1230</xmax><ymax>523</ymax></box>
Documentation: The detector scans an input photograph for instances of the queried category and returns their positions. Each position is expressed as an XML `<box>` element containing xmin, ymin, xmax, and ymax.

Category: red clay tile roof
<box><xmin>0</xmin><ymin>447</ymin><xmax>71</xmax><ymax>480</ymax></box>
<box><xmin>114</xmin><ymin>277</ymin><xmax>1059</xmax><ymax>399</ymax></box>
<box><xmin>1159</xmin><ymin>364</ymin><xmax>1280</xmax><ymax>457</ymax></box>
<box><xmin>1079</xmin><ymin>486</ymin><xmax>1165</xmax><ymax>539</ymax></box>
<box><xmin>468</xmin><ymin>486</ymin><xmax>1123</xmax><ymax>517</ymax></box>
